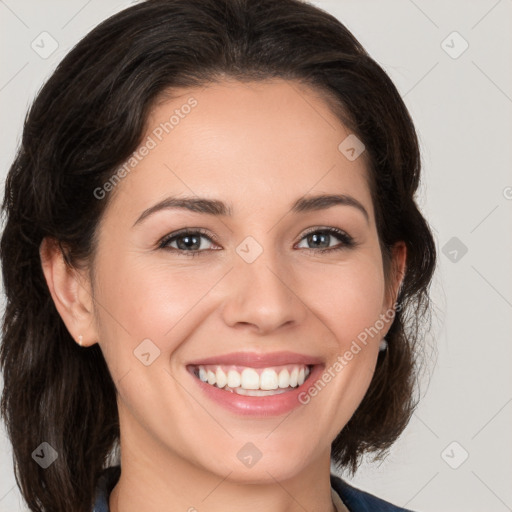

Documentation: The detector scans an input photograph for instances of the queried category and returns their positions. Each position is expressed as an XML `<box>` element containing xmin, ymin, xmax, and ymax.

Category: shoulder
<box><xmin>330</xmin><ymin>474</ymin><xmax>417</xmax><ymax>512</ymax></box>
<box><xmin>93</xmin><ymin>465</ymin><xmax>121</xmax><ymax>512</ymax></box>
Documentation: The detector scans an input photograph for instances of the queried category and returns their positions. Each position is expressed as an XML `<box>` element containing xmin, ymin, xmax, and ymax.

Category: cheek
<box><xmin>121</xmin><ymin>261</ymin><xmax>229</xmax><ymax>333</ymax></box>
<box><xmin>93</xmin><ymin>253</ymin><xmax>227</xmax><ymax>372</ymax></box>
<box><xmin>297</xmin><ymin>255</ymin><xmax>386</xmax><ymax>344</ymax></box>
<box><xmin>95</xmin><ymin>246</ymin><xmax>386</xmax><ymax>365</ymax></box>
<box><xmin>93</xmin><ymin>227</ymin><xmax>387</xmax><ymax>360</ymax></box>
<box><xmin>293</xmin><ymin>259</ymin><xmax>385</xmax><ymax>440</ymax></box>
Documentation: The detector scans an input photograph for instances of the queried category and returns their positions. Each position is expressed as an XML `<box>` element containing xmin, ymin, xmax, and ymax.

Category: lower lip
<box><xmin>188</xmin><ymin>364</ymin><xmax>325</xmax><ymax>417</ymax></box>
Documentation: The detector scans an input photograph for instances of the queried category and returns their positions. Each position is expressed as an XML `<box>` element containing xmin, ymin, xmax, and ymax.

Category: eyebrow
<box><xmin>132</xmin><ymin>193</ymin><xmax>369</xmax><ymax>227</ymax></box>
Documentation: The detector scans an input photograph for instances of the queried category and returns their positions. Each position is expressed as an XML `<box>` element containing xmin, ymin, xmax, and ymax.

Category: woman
<box><xmin>0</xmin><ymin>0</ymin><xmax>436</xmax><ymax>511</ymax></box>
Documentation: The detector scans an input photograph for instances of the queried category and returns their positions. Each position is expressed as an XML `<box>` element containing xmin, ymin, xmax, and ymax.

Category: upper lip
<box><xmin>187</xmin><ymin>351</ymin><xmax>324</xmax><ymax>368</ymax></box>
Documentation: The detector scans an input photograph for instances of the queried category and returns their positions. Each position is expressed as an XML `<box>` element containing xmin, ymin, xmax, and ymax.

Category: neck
<box><xmin>109</xmin><ymin>421</ymin><xmax>337</xmax><ymax>512</ymax></box>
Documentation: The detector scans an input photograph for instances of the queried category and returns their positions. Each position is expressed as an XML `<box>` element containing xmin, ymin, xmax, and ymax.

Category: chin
<box><xmin>200</xmin><ymin>450</ymin><xmax>314</xmax><ymax>485</ymax></box>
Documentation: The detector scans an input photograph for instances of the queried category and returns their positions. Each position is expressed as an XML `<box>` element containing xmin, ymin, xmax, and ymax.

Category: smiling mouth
<box><xmin>189</xmin><ymin>364</ymin><xmax>313</xmax><ymax>396</ymax></box>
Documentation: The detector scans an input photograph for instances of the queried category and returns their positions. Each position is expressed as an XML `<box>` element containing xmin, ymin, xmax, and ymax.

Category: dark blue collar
<box><xmin>330</xmin><ymin>474</ymin><xmax>416</xmax><ymax>512</ymax></box>
<box><xmin>93</xmin><ymin>466</ymin><xmax>415</xmax><ymax>512</ymax></box>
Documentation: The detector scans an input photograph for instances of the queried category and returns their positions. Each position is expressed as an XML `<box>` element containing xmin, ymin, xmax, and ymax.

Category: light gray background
<box><xmin>1</xmin><ymin>1</ymin><xmax>511</xmax><ymax>511</ymax></box>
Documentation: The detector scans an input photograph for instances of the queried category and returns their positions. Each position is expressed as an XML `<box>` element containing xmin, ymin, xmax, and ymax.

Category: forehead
<box><xmin>104</xmin><ymin>79</ymin><xmax>374</xmax><ymax>223</ymax></box>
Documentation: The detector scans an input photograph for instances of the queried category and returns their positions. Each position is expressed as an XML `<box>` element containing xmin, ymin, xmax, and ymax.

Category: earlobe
<box><xmin>39</xmin><ymin>237</ymin><xmax>98</xmax><ymax>347</ymax></box>
<box><xmin>392</xmin><ymin>241</ymin><xmax>407</xmax><ymax>305</ymax></box>
<box><xmin>382</xmin><ymin>241</ymin><xmax>407</xmax><ymax>323</ymax></box>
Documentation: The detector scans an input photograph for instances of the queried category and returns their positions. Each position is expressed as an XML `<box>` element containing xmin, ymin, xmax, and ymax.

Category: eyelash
<box><xmin>157</xmin><ymin>227</ymin><xmax>356</xmax><ymax>258</ymax></box>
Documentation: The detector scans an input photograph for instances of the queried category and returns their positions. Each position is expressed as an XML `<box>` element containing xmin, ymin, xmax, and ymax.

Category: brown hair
<box><xmin>0</xmin><ymin>0</ymin><xmax>436</xmax><ymax>510</ymax></box>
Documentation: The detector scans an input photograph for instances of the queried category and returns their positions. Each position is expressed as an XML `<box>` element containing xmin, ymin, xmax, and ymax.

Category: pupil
<box><xmin>309</xmin><ymin>232</ymin><xmax>328</xmax><ymax>248</ymax></box>
<box><xmin>178</xmin><ymin>235</ymin><xmax>200</xmax><ymax>250</ymax></box>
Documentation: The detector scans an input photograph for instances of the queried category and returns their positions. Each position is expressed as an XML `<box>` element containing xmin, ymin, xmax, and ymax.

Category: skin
<box><xmin>40</xmin><ymin>79</ymin><xmax>406</xmax><ymax>512</ymax></box>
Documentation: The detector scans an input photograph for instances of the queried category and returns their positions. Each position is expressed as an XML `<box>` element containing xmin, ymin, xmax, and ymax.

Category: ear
<box><xmin>382</xmin><ymin>240</ymin><xmax>407</xmax><ymax>326</ymax></box>
<box><xmin>39</xmin><ymin>237</ymin><xmax>99</xmax><ymax>347</ymax></box>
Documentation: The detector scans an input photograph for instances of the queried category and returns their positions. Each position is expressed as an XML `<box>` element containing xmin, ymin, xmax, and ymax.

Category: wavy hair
<box><xmin>0</xmin><ymin>0</ymin><xmax>436</xmax><ymax>510</ymax></box>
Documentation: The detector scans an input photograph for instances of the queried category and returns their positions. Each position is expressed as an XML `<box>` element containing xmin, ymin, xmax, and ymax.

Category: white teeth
<box><xmin>278</xmin><ymin>369</ymin><xmax>290</xmax><ymax>388</ymax></box>
<box><xmin>195</xmin><ymin>364</ymin><xmax>312</xmax><ymax>392</ymax></box>
<box><xmin>298</xmin><ymin>367</ymin><xmax>305</xmax><ymax>386</ymax></box>
<box><xmin>215</xmin><ymin>367</ymin><xmax>227</xmax><ymax>388</ymax></box>
<box><xmin>260</xmin><ymin>369</ymin><xmax>279</xmax><ymax>390</ymax></box>
<box><xmin>241</xmin><ymin>368</ymin><xmax>260</xmax><ymax>389</ymax></box>
<box><xmin>227</xmin><ymin>369</ymin><xmax>241</xmax><ymax>388</ymax></box>
<box><xmin>289</xmin><ymin>367</ymin><xmax>298</xmax><ymax>387</ymax></box>
<box><xmin>206</xmin><ymin>369</ymin><xmax>216</xmax><ymax>386</ymax></box>
<box><xmin>234</xmin><ymin>387</ymin><xmax>290</xmax><ymax>396</ymax></box>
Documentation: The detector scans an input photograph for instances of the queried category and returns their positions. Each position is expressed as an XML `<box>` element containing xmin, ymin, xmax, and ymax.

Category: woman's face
<box><xmin>87</xmin><ymin>79</ymin><xmax>403</xmax><ymax>482</ymax></box>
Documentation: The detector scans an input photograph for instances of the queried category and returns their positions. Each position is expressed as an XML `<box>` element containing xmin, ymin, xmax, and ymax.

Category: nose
<box><xmin>220</xmin><ymin>245</ymin><xmax>307</xmax><ymax>335</ymax></box>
